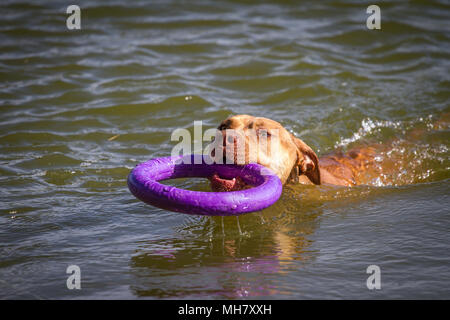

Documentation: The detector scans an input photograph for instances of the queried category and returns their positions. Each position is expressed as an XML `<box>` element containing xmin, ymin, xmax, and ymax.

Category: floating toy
<box><xmin>127</xmin><ymin>154</ymin><xmax>282</xmax><ymax>216</ymax></box>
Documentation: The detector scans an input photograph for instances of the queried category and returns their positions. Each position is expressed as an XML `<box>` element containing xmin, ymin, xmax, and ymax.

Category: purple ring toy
<box><xmin>127</xmin><ymin>154</ymin><xmax>282</xmax><ymax>216</ymax></box>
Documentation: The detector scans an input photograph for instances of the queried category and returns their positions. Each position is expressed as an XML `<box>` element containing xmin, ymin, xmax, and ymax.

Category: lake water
<box><xmin>0</xmin><ymin>0</ymin><xmax>449</xmax><ymax>299</ymax></box>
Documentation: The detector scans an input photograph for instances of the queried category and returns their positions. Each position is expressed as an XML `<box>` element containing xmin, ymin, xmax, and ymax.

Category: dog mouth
<box><xmin>209</xmin><ymin>173</ymin><xmax>248</xmax><ymax>192</ymax></box>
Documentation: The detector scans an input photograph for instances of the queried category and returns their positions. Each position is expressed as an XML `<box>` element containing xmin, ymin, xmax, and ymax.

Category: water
<box><xmin>0</xmin><ymin>0</ymin><xmax>449</xmax><ymax>299</ymax></box>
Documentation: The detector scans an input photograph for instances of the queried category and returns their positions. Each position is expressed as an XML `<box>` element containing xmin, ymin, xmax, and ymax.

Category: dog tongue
<box><xmin>209</xmin><ymin>173</ymin><xmax>246</xmax><ymax>192</ymax></box>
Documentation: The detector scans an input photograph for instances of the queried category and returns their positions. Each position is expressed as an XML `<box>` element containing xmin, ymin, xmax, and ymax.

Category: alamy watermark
<box><xmin>170</xmin><ymin>121</ymin><xmax>278</xmax><ymax>169</ymax></box>
<box><xmin>65</xmin><ymin>5</ymin><xmax>381</xmax><ymax>32</ymax></box>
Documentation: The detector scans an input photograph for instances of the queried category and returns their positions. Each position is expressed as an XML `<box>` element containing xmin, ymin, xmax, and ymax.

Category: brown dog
<box><xmin>210</xmin><ymin>114</ymin><xmax>383</xmax><ymax>191</ymax></box>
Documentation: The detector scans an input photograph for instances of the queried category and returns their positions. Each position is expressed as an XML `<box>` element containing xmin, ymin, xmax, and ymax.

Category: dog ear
<box><xmin>289</xmin><ymin>133</ymin><xmax>321</xmax><ymax>185</ymax></box>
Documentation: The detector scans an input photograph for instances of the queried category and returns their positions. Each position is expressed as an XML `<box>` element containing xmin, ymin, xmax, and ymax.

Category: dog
<box><xmin>209</xmin><ymin>114</ymin><xmax>398</xmax><ymax>191</ymax></box>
